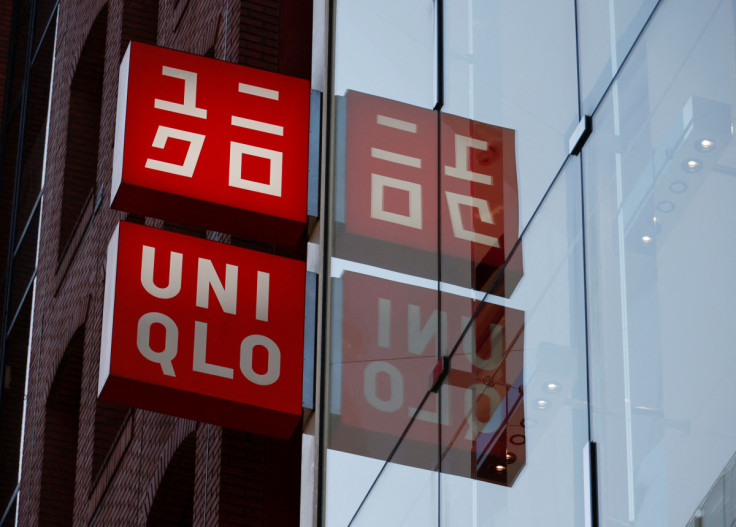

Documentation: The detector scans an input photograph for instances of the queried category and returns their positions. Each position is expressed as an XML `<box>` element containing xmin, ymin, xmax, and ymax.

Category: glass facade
<box><xmin>0</xmin><ymin>0</ymin><xmax>56</xmax><ymax>522</ymax></box>
<box><xmin>2</xmin><ymin>0</ymin><xmax>736</xmax><ymax>524</ymax></box>
<box><xmin>322</xmin><ymin>0</ymin><xmax>736</xmax><ymax>525</ymax></box>
<box><xmin>584</xmin><ymin>0</ymin><xmax>736</xmax><ymax>524</ymax></box>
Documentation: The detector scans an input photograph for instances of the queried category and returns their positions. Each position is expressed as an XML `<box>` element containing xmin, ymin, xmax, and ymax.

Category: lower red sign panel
<box><xmin>99</xmin><ymin>221</ymin><xmax>306</xmax><ymax>438</ymax></box>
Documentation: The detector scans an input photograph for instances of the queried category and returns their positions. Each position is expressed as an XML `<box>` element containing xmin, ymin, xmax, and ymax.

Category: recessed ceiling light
<box><xmin>683</xmin><ymin>159</ymin><xmax>702</xmax><ymax>172</ymax></box>
<box><xmin>698</xmin><ymin>139</ymin><xmax>715</xmax><ymax>151</ymax></box>
<box><xmin>642</xmin><ymin>235</ymin><xmax>652</xmax><ymax>244</ymax></box>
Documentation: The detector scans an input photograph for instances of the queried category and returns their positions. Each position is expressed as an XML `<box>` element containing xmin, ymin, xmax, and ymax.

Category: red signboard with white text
<box><xmin>340</xmin><ymin>91</ymin><xmax>521</xmax><ymax>293</ymax></box>
<box><xmin>112</xmin><ymin>42</ymin><xmax>310</xmax><ymax>244</ymax></box>
<box><xmin>331</xmin><ymin>271</ymin><xmax>525</xmax><ymax>485</ymax></box>
<box><xmin>99</xmin><ymin>221</ymin><xmax>306</xmax><ymax>438</ymax></box>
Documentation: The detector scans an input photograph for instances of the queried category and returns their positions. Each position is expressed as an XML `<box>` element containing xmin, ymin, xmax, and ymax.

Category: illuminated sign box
<box><xmin>330</xmin><ymin>271</ymin><xmax>525</xmax><ymax>486</ymax></box>
<box><xmin>99</xmin><ymin>221</ymin><xmax>306</xmax><ymax>438</ymax></box>
<box><xmin>112</xmin><ymin>42</ymin><xmax>310</xmax><ymax>245</ymax></box>
<box><xmin>338</xmin><ymin>91</ymin><xmax>522</xmax><ymax>294</ymax></box>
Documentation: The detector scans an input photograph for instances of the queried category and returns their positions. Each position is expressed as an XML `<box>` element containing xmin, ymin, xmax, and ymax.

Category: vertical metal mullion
<box><xmin>434</xmin><ymin>0</ymin><xmax>444</xmax><ymax>525</ymax></box>
<box><xmin>434</xmin><ymin>0</ymin><xmax>444</xmax><ymax>112</ymax></box>
<box><xmin>316</xmin><ymin>0</ymin><xmax>337</xmax><ymax>525</ymax></box>
<box><xmin>572</xmin><ymin>0</ymin><xmax>601</xmax><ymax>525</ymax></box>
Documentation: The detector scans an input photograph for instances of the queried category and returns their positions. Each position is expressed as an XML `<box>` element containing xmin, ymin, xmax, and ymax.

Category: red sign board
<box><xmin>112</xmin><ymin>42</ymin><xmax>310</xmax><ymax>244</ymax></box>
<box><xmin>99</xmin><ymin>221</ymin><xmax>306</xmax><ymax>438</ymax></box>
<box><xmin>332</xmin><ymin>271</ymin><xmax>525</xmax><ymax>485</ymax></box>
<box><xmin>342</xmin><ymin>91</ymin><xmax>521</xmax><ymax>292</ymax></box>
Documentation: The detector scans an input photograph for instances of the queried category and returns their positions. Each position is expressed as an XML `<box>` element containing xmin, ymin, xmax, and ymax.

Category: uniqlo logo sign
<box><xmin>99</xmin><ymin>221</ymin><xmax>305</xmax><ymax>438</ymax></box>
<box><xmin>334</xmin><ymin>272</ymin><xmax>525</xmax><ymax>485</ymax></box>
<box><xmin>344</xmin><ymin>91</ymin><xmax>520</xmax><ymax>283</ymax></box>
<box><xmin>112</xmin><ymin>42</ymin><xmax>310</xmax><ymax>244</ymax></box>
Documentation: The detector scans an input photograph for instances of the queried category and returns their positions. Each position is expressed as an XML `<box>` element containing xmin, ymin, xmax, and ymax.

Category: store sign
<box><xmin>99</xmin><ymin>221</ymin><xmax>306</xmax><ymax>438</ymax></box>
<box><xmin>331</xmin><ymin>272</ymin><xmax>525</xmax><ymax>486</ymax></box>
<box><xmin>112</xmin><ymin>42</ymin><xmax>310</xmax><ymax>245</ymax></box>
<box><xmin>342</xmin><ymin>91</ymin><xmax>520</xmax><ymax>290</ymax></box>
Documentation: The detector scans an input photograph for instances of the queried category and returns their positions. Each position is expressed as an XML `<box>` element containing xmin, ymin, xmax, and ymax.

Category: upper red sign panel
<box><xmin>112</xmin><ymin>42</ymin><xmax>310</xmax><ymax>245</ymax></box>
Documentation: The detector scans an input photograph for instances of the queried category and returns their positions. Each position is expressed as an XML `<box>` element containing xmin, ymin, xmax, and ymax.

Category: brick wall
<box><xmin>17</xmin><ymin>0</ymin><xmax>311</xmax><ymax>524</ymax></box>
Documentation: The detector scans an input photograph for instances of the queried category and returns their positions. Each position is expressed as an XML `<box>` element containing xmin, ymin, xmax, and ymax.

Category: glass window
<box><xmin>334</xmin><ymin>0</ymin><xmax>436</xmax><ymax>108</ymax></box>
<box><xmin>443</xmin><ymin>0</ymin><xmax>579</xmax><ymax>230</ymax></box>
<box><xmin>328</xmin><ymin>4</ymin><xmax>440</xmax><ymax>523</ymax></box>
<box><xmin>577</xmin><ymin>0</ymin><xmax>659</xmax><ymax>114</ymax></box>
<box><xmin>440</xmin><ymin>158</ymin><xmax>589</xmax><ymax>526</ymax></box>
<box><xmin>328</xmin><ymin>1</ymin><xmax>591</xmax><ymax>525</ymax></box>
<box><xmin>346</xmin><ymin>393</ymin><xmax>440</xmax><ymax>527</ymax></box>
<box><xmin>583</xmin><ymin>0</ymin><xmax>736</xmax><ymax>524</ymax></box>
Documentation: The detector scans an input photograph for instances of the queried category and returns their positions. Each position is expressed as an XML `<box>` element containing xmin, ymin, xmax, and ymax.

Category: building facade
<box><xmin>1</xmin><ymin>0</ymin><xmax>735</xmax><ymax>526</ymax></box>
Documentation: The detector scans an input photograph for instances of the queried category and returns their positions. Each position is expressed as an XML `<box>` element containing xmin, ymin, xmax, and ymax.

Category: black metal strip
<box><xmin>589</xmin><ymin>442</ymin><xmax>600</xmax><ymax>527</ymax></box>
<box><xmin>316</xmin><ymin>0</ymin><xmax>337</xmax><ymax>525</ymax></box>
<box><xmin>0</xmin><ymin>482</ymin><xmax>19</xmax><ymax>526</ymax></box>
<box><xmin>12</xmin><ymin>190</ymin><xmax>42</xmax><ymax>261</ymax></box>
<box><xmin>434</xmin><ymin>0</ymin><xmax>444</xmax><ymax>111</ymax></box>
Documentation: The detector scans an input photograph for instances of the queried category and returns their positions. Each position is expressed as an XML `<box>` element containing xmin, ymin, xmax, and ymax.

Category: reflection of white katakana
<box><xmin>368</xmin><ymin>111</ymin><xmax>499</xmax><ymax>248</ymax></box>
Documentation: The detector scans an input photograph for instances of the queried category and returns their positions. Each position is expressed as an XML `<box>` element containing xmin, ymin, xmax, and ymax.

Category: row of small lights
<box><xmin>642</xmin><ymin>138</ymin><xmax>715</xmax><ymax>245</ymax></box>
<box><xmin>495</xmin><ymin>451</ymin><xmax>517</xmax><ymax>472</ymax></box>
<box><xmin>494</xmin><ymin>383</ymin><xmax>560</xmax><ymax>473</ymax></box>
<box><xmin>491</xmin><ymin>138</ymin><xmax>720</xmax><ymax>473</ymax></box>
<box><xmin>536</xmin><ymin>382</ymin><xmax>559</xmax><ymax>411</ymax></box>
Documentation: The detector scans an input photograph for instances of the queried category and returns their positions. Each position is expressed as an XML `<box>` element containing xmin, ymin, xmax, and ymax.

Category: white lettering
<box><xmin>193</xmin><ymin>321</ymin><xmax>234</xmax><ymax>379</ymax></box>
<box><xmin>465</xmin><ymin>383</ymin><xmax>502</xmax><ymax>440</ymax></box>
<box><xmin>371</xmin><ymin>148</ymin><xmax>421</xmax><ymax>168</ymax></box>
<box><xmin>410</xmin><ymin>383</ymin><xmax>450</xmax><ymax>425</ymax></box>
<box><xmin>196</xmin><ymin>258</ymin><xmax>238</xmax><ymax>314</ymax></box>
<box><xmin>462</xmin><ymin>316</ymin><xmax>503</xmax><ymax>370</ymax></box>
<box><xmin>154</xmin><ymin>66</ymin><xmax>207</xmax><ymax>118</ymax></box>
<box><xmin>255</xmin><ymin>271</ymin><xmax>270</xmax><ymax>322</ymax></box>
<box><xmin>229</xmin><ymin>142</ymin><xmax>283</xmax><ymax>197</ymax></box>
<box><xmin>231</xmin><ymin>116</ymin><xmax>283</xmax><ymax>136</ymax></box>
<box><xmin>445</xmin><ymin>191</ymin><xmax>500</xmax><ymax>248</ymax></box>
<box><xmin>140</xmin><ymin>245</ymin><xmax>182</xmax><ymax>299</ymax></box>
<box><xmin>137</xmin><ymin>312</ymin><xmax>178</xmax><ymax>376</ymax></box>
<box><xmin>376</xmin><ymin>114</ymin><xmax>417</xmax><ymax>133</ymax></box>
<box><xmin>363</xmin><ymin>361</ymin><xmax>403</xmax><ymax>413</ymax></box>
<box><xmin>238</xmin><ymin>83</ymin><xmax>279</xmax><ymax>100</ymax></box>
<box><xmin>407</xmin><ymin>305</ymin><xmax>447</xmax><ymax>355</ymax></box>
<box><xmin>240</xmin><ymin>335</ymin><xmax>281</xmax><ymax>386</ymax></box>
<box><xmin>370</xmin><ymin>173</ymin><xmax>422</xmax><ymax>229</ymax></box>
<box><xmin>145</xmin><ymin>126</ymin><xmax>205</xmax><ymax>178</ymax></box>
<box><xmin>444</xmin><ymin>134</ymin><xmax>491</xmax><ymax>185</ymax></box>
<box><xmin>377</xmin><ymin>298</ymin><xmax>391</xmax><ymax>348</ymax></box>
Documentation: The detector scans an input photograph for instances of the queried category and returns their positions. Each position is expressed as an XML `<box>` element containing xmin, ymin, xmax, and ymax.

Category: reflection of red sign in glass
<box><xmin>333</xmin><ymin>271</ymin><xmax>525</xmax><ymax>485</ymax></box>
<box><xmin>344</xmin><ymin>91</ymin><xmax>438</xmax><ymax>251</ymax></box>
<box><xmin>344</xmin><ymin>91</ymin><xmax>519</xmax><ymax>274</ymax></box>
<box><xmin>112</xmin><ymin>42</ymin><xmax>310</xmax><ymax>245</ymax></box>
<box><xmin>440</xmin><ymin>114</ymin><xmax>519</xmax><ymax>268</ymax></box>
<box><xmin>99</xmin><ymin>221</ymin><xmax>305</xmax><ymax>438</ymax></box>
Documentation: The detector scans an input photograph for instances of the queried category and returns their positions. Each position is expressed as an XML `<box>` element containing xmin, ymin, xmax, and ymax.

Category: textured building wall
<box><xmin>17</xmin><ymin>0</ymin><xmax>310</xmax><ymax>524</ymax></box>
